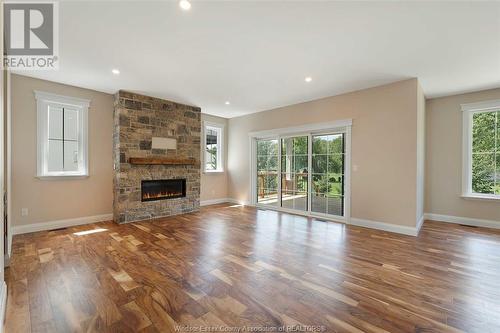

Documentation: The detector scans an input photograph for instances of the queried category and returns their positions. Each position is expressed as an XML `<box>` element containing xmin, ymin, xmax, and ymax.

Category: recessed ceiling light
<box><xmin>179</xmin><ymin>0</ymin><xmax>191</xmax><ymax>10</ymax></box>
<box><xmin>305</xmin><ymin>76</ymin><xmax>312</xmax><ymax>83</ymax></box>
<box><xmin>112</xmin><ymin>69</ymin><xmax>120</xmax><ymax>75</ymax></box>
<box><xmin>225</xmin><ymin>101</ymin><xmax>230</xmax><ymax>105</ymax></box>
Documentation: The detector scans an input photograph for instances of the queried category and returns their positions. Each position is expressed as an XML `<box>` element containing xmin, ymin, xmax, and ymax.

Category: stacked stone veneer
<box><xmin>113</xmin><ymin>90</ymin><xmax>201</xmax><ymax>224</ymax></box>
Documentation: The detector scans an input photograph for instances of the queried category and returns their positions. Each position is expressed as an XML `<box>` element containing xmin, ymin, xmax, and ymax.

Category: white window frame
<box><xmin>248</xmin><ymin>119</ymin><xmax>352</xmax><ymax>223</ymax></box>
<box><xmin>461</xmin><ymin>99</ymin><xmax>500</xmax><ymax>201</ymax></box>
<box><xmin>202</xmin><ymin>121</ymin><xmax>224</xmax><ymax>173</ymax></box>
<box><xmin>35</xmin><ymin>90</ymin><xmax>90</xmax><ymax>179</ymax></box>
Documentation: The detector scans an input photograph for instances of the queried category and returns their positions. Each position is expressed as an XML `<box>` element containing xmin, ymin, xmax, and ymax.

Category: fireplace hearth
<box><xmin>141</xmin><ymin>179</ymin><xmax>186</xmax><ymax>202</ymax></box>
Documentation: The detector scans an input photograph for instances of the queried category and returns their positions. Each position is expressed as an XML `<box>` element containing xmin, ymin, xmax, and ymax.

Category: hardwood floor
<box><xmin>5</xmin><ymin>204</ymin><xmax>500</xmax><ymax>332</ymax></box>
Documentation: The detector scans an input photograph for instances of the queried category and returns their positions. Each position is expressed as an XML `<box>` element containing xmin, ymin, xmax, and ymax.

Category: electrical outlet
<box><xmin>21</xmin><ymin>208</ymin><xmax>29</xmax><ymax>216</ymax></box>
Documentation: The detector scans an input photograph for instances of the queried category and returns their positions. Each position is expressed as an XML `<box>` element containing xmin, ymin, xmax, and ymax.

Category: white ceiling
<box><xmin>17</xmin><ymin>1</ymin><xmax>500</xmax><ymax>118</ymax></box>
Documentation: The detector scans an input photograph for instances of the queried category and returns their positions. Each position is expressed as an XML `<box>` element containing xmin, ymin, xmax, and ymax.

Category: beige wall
<box><xmin>200</xmin><ymin>113</ymin><xmax>229</xmax><ymax>202</ymax></box>
<box><xmin>228</xmin><ymin>79</ymin><xmax>422</xmax><ymax>227</ymax></box>
<box><xmin>426</xmin><ymin>88</ymin><xmax>500</xmax><ymax>222</ymax></box>
<box><xmin>11</xmin><ymin>74</ymin><xmax>114</xmax><ymax>226</ymax></box>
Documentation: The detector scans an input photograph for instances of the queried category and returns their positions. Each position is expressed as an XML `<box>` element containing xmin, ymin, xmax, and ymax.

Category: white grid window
<box><xmin>203</xmin><ymin>122</ymin><xmax>224</xmax><ymax>173</ymax></box>
<box><xmin>462</xmin><ymin>100</ymin><xmax>500</xmax><ymax>200</ymax></box>
<box><xmin>35</xmin><ymin>91</ymin><xmax>90</xmax><ymax>178</ymax></box>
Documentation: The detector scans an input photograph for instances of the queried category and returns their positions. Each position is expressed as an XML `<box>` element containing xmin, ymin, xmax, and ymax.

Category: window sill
<box><xmin>36</xmin><ymin>174</ymin><xmax>89</xmax><ymax>180</ymax></box>
<box><xmin>461</xmin><ymin>194</ymin><xmax>500</xmax><ymax>202</ymax></box>
<box><xmin>203</xmin><ymin>170</ymin><xmax>225</xmax><ymax>174</ymax></box>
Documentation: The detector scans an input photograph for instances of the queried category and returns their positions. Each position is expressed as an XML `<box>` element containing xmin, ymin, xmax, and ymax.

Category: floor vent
<box><xmin>49</xmin><ymin>227</ymin><xmax>68</xmax><ymax>232</ymax></box>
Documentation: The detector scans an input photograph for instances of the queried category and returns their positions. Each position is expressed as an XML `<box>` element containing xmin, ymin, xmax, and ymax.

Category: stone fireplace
<box><xmin>113</xmin><ymin>91</ymin><xmax>201</xmax><ymax>224</ymax></box>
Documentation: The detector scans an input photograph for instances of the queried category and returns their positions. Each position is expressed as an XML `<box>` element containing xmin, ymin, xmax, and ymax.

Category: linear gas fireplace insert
<box><xmin>141</xmin><ymin>179</ymin><xmax>186</xmax><ymax>202</ymax></box>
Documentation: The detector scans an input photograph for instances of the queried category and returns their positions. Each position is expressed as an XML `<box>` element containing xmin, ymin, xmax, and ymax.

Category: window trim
<box><xmin>461</xmin><ymin>99</ymin><xmax>500</xmax><ymax>200</ymax></box>
<box><xmin>202</xmin><ymin>121</ymin><xmax>224</xmax><ymax>173</ymax></box>
<box><xmin>35</xmin><ymin>90</ymin><xmax>90</xmax><ymax>179</ymax></box>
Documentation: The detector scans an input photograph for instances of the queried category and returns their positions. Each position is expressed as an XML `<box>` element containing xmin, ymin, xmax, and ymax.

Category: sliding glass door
<box><xmin>256</xmin><ymin>139</ymin><xmax>279</xmax><ymax>206</ymax></box>
<box><xmin>311</xmin><ymin>134</ymin><xmax>344</xmax><ymax>216</ymax></box>
<box><xmin>254</xmin><ymin>131</ymin><xmax>346</xmax><ymax>219</ymax></box>
<box><xmin>281</xmin><ymin>136</ymin><xmax>308</xmax><ymax>211</ymax></box>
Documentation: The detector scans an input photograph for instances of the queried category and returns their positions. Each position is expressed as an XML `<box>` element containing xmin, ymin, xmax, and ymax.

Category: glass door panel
<box><xmin>256</xmin><ymin>139</ymin><xmax>279</xmax><ymax>206</ymax></box>
<box><xmin>311</xmin><ymin>134</ymin><xmax>344</xmax><ymax>216</ymax></box>
<box><xmin>280</xmin><ymin>136</ymin><xmax>308</xmax><ymax>211</ymax></box>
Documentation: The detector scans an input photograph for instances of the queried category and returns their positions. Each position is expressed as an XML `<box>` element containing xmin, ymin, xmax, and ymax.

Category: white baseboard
<box><xmin>3</xmin><ymin>254</ymin><xmax>10</xmax><ymax>268</ymax></box>
<box><xmin>12</xmin><ymin>213</ymin><xmax>113</xmax><ymax>235</ymax></box>
<box><xmin>416</xmin><ymin>214</ymin><xmax>425</xmax><ymax>233</ymax></box>
<box><xmin>224</xmin><ymin>198</ymin><xmax>250</xmax><ymax>205</ymax></box>
<box><xmin>228</xmin><ymin>198</ymin><xmax>251</xmax><ymax>206</ymax></box>
<box><xmin>4</xmin><ymin>230</ymin><xmax>13</xmax><ymax>268</ymax></box>
<box><xmin>0</xmin><ymin>281</ymin><xmax>6</xmax><ymax>333</ymax></box>
<box><xmin>7</xmin><ymin>234</ymin><xmax>12</xmax><ymax>261</ymax></box>
<box><xmin>424</xmin><ymin>213</ymin><xmax>500</xmax><ymax>229</ymax></box>
<box><xmin>200</xmin><ymin>198</ymin><xmax>232</xmax><ymax>206</ymax></box>
<box><xmin>350</xmin><ymin>217</ymin><xmax>420</xmax><ymax>236</ymax></box>
<box><xmin>200</xmin><ymin>198</ymin><xmax>250</xmax><ymax>207</ymax></box>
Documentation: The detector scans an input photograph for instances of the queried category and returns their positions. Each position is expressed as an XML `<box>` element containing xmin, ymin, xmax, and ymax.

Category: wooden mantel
<box><xmin>129</xmin><ymin>157</ymin><xmax>196</xmax><ymax>166</ymax></box>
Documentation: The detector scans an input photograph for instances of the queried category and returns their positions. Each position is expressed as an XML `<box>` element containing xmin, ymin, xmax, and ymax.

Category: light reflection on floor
<box><xmin>73</xmin><ymin>228</ymin><xmax>108</xmax><ymax>236</ymax></box>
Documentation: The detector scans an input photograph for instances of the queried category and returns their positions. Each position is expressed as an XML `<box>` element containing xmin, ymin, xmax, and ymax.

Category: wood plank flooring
<box><xmin>5</xmin><ymin>204</ymin><xmax>500</xmax><ymax>332</ymax></box>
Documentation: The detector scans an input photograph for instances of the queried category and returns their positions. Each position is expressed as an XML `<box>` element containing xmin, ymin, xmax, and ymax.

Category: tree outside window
<box><xmin>471</xmin><ymin>111</ymin><xmax>500</xmax><ymax>195</ymax></box>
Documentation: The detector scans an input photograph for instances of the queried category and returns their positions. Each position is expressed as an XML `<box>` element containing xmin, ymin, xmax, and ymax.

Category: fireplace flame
<box><xmin>142</xmin><ymin>191</ymin><xmax>183</xmax><ymax>200</ymax></box>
